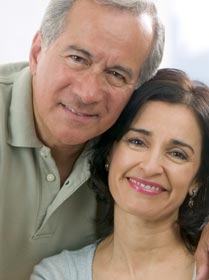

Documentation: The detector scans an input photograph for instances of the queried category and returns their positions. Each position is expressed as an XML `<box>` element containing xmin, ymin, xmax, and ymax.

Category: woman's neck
<box><xmin>93</xmin><ymin>210</ymin><xmax>195</xmax><ymax>280</ymax></box>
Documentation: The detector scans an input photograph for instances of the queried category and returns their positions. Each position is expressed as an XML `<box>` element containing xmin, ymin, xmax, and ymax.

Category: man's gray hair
<box><xmin>40</xmin><ymin>0</ymin><xmax>165</xmax><ymax>87</ymax></box>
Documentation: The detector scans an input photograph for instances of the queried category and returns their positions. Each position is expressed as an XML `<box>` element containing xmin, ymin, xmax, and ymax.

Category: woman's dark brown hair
<box><xmin>90</xmin><ymin>68</ymin><xmax>209</xmax><ymax>254</ymax></box>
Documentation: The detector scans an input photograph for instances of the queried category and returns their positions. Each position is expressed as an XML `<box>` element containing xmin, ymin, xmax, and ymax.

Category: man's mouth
<box><xmin>61</xmin><ymin>103</ymin><xmax>97</xmax><ymax>117</ymax></box>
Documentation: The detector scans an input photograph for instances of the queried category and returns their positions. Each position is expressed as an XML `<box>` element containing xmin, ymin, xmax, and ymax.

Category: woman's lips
<box><xmin>128</xmin><ymin>177</ymin><xmax>165</xmax><ymax>195</ymax></box>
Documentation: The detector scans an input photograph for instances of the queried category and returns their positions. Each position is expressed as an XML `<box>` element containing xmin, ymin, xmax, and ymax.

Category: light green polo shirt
<box><xmin>0</xmin><ymin>62</ymin><xmax>97</xmax><ymax>280</ymax></box>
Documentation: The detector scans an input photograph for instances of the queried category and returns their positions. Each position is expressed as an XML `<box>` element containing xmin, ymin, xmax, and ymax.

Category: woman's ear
<box><xmin>105</xmin><ymin>162</ymin><xmax>109</xmax><ymax>172</ymax></box>
<box><xmin>187</xmin><ymin>181</ymin><xmax>200</xmax><ymax>208</ymax></box>
<box><xmin>188</xmin><ymin>181</ymin><xmax>200</xmax><ymax>196</ymax></box>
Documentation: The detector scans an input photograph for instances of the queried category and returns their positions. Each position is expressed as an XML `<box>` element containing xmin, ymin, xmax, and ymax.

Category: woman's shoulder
<box><xmin>63</xmin><ymin>242</ymin><xmax>97</xmax><ymax>262</ymax></box>
<box><xmin>30</xmin><ymin>242</ymin><xmax>97</xmax><ymax>280</ymax></box>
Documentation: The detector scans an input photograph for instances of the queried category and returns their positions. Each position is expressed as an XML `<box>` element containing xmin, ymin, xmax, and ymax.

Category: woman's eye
<box><xmin>169</xmin><ymin>150</ymin><xmax>188</xmax><ymax>161</ymax></box>
<box><xmin>128</xmin><ymin>138</ymin><xmax>145</xmax><ymax>146</ymax></box>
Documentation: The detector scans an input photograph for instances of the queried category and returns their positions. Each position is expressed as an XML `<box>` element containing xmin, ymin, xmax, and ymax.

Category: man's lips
<box><xmin>128</xmin><ymin>177</ymin><xmax>165</xmax><ymax>194</ymax></box>
<box><xmin>61</xmin><ymin>103</ymin><xmax>98</xmax><ymax>117</ymax></box>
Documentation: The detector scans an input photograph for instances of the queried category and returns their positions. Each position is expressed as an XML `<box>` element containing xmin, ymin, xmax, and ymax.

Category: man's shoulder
<box><xmin>0</xmin><ymin>61</ymin><xmax>29</xmax><ymax>84</ymax></box>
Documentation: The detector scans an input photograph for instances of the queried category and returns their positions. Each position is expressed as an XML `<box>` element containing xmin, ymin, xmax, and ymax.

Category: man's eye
<box><xmin>66</xmin><ymin>55</ymin><xmax>90</xmax><ymax>69</ymax></box>
<box><xmin>70</xmin><ymin>55</ymin><xmax>86</xmax><ymax>63</ymax></box>
<box><xmin>106</xmin><ymin>70</ymin><xmax>127</xmax><ymax>87</ymax></box>
<box><xmin>110</xmin><ymin>71</ymin><xmax>125</xmax><ymax>80</ymax></box>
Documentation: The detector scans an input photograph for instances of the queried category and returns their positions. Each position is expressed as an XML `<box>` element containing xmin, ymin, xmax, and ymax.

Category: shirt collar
<box><xmin>7</xmin><ymin>66</ymin><xmax>42</xmax><ymax>148</ymax></box>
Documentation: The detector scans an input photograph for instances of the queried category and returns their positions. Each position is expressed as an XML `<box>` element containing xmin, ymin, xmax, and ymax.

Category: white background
<box><xmin>0</xmin><ymin>0</ymin><xmax>209</xmax><ymax>84</ymax></box>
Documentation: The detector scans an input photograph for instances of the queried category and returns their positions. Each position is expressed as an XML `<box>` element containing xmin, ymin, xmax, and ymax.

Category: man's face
<box><xmin>30</xmin><ymin>0</ymin><xmax>154</xmax><ymax>148</ymax></box>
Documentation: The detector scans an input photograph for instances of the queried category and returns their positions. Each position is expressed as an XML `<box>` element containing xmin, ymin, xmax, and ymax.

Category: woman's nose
<box><xmin>139</xmin><ymin>152</ymin><xmax>163</xmax><ymax>176</ymax></box>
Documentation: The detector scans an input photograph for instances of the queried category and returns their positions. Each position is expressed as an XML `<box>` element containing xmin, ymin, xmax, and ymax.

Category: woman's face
<box><xmin>108</xmin><ymin>101</ymin><xmax>202</xmax><ymax>222</ymax></box>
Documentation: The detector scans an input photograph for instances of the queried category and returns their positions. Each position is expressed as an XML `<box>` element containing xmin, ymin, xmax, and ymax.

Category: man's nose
<box><xmin>74</xmin><ymin>71</ymin><xmax>105</xmax><ymax>104</ymax></box>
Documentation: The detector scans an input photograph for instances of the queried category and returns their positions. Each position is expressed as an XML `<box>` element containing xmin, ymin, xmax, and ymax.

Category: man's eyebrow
<box><xmin>129</xmin><ymin>127</ymin><xmax>151</xmax><ymax>136</ymax></box>
<box><xmin>66</xmin><ymin>45</ymin><xmax>133</xmax><ymax>79</ymax></box>
<box><xmin>67</xmin><ymin>45</ymin><xmax>93</xmax><ymax>58</ymax></box>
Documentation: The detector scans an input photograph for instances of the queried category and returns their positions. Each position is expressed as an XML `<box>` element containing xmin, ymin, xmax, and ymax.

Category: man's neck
<box><xmin>51</xmin><ymin>143</ymin><xmax>85</xmax><ymax>186</ymax></box>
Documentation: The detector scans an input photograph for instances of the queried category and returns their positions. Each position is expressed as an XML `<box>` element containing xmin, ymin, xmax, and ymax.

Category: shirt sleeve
<box><xmin>30</xmin><ymin>251</ymin><xmax>70</xmax><ymax>280</ymax></box>
<box><xmin>30</xmin><ymin>243</ymin><xmax>96</xmax><ymax>280</ymax></box>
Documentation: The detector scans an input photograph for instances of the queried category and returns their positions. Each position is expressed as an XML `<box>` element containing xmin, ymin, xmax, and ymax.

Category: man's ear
<box><xmin>29</xmin><ymin>31</ymin><xmax>43</xmax><ymax>75</ymax></box>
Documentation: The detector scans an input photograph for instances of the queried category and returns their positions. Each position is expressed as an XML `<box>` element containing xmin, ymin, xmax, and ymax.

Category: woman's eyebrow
<box><xmin>128</xmin><ymin>127</ymin><xmax>152</xmax><ymax>137</ymax></box>
<box><xmin>171</xmin><ymin>139</ymin><xmax>194</xmax><ymax>153</ymax></box>
<box><xmin>129</xmin><ymin>128</ymin><xmax>194</xmax><ymax>154</ymax></box>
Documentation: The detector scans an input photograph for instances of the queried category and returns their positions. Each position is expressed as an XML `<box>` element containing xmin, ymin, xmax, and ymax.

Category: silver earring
<box><xmin>188</xmin><ymin>189</ymin><xmax>198</xmax><ymax>208</ymax></box>
<box><xmin>105</xmin><ymin>162</ymin><xmax>109</xmax><ymax>171</ymax></box>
